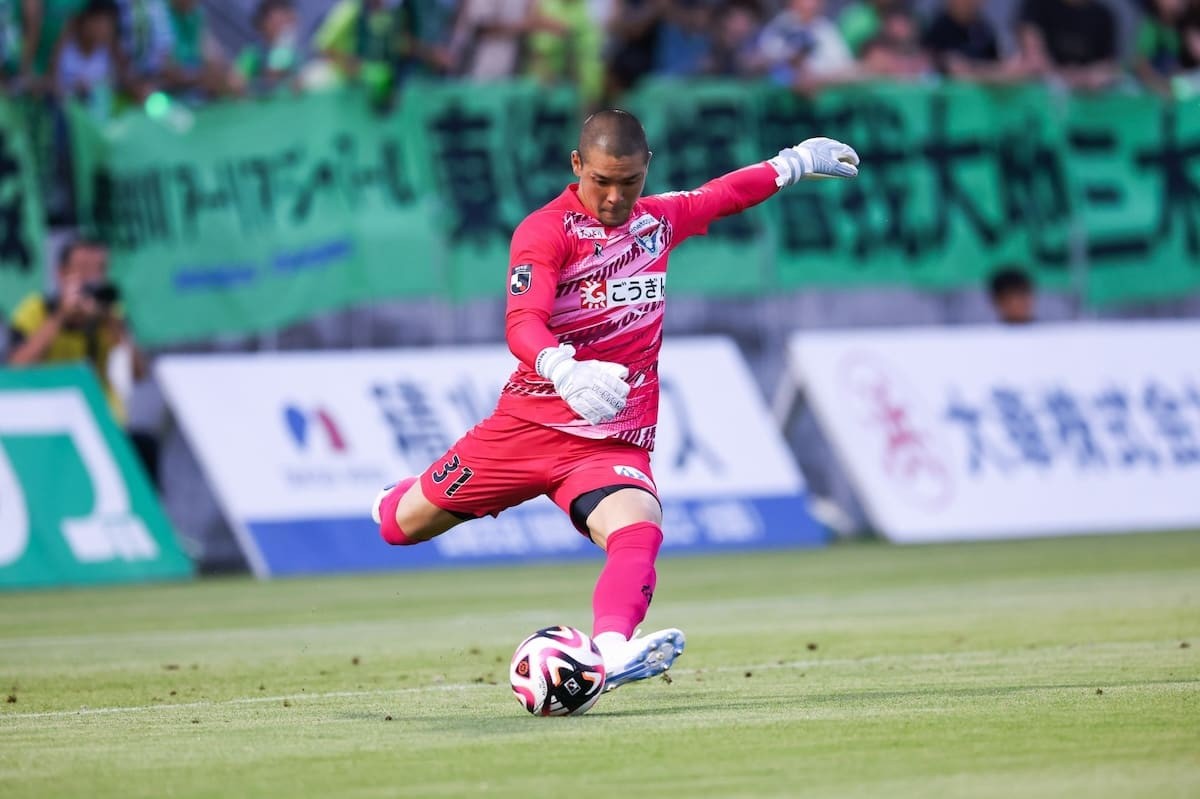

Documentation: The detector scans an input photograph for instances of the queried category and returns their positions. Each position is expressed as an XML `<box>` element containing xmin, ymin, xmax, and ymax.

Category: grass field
<box><xmin>1</xmin><ymin>532</ymin><xmax>1198</xmax><ymax>798</ymax></box>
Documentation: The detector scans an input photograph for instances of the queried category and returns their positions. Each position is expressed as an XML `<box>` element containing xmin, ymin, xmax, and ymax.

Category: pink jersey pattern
<box><xmin>499</xmin><ymin>162</ymin><xmax>780</xmax><ymax>450</ymax></box>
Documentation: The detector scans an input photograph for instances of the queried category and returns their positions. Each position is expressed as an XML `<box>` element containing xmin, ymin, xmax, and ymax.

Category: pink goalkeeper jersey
<box><xmin>499</xmin><ymin>162</ymin><xmax>781</xmax><ymax>450</ymax></box>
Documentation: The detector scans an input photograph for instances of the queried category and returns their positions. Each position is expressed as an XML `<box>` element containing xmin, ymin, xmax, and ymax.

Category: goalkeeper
<box><xmin>373</xmin><ymin>110</ymin><xmax>859</xmax><ymax>690</ymax></box>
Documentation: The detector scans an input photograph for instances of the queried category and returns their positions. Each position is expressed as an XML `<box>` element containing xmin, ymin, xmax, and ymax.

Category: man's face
<box><xmin>947</xmin><ymin>0</ymin><xmax>981</xmax><ymax>19</ymax></box>
<box><xmin>993</xmin><ymin>289</ymin><xmax>1035</xmax><ymax>325</ymax></box>
<box><xmin>82</xmin><ymin>12</ymin><xmax>116</xmax><ymax>46</ymax></box>
<box><xmin>571</xmin><ymin>149</ymin><xmax>648</xmax><ymax>228</ymax></box>
<box><xmin>790</xmin><ymin>0</ymin><xmax>823</xmax><ymax>22</ymax></box>
<box><xmin>1156</xmin><ymin>0</ymin><xmax>1184</xmax><ymax>18</ymax></box>
<box><xmin>73</xmin><ymin>244</ymin><xmax>110</xmax><ymax>286</ymax></box>
<box><xmin>262</xmin><ymin>8</ymin><xmax>297</xmax><ymax>41</ymax></box>
<box><xmin>56</xmin><ymin>245</ymin><xmax>109</xmax><ymax>322</ymax></box>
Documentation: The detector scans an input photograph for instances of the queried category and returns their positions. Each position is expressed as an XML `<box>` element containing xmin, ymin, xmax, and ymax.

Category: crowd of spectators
<box><xmin>1</xmin><ymin>0</ymin><xmax>1200</xmax><ymax>114</ymax></box>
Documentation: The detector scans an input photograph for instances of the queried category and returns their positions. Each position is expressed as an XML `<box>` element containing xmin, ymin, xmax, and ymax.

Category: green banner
<box><xmin>0</xmin><ymin>364</ymin><xmax>193</xmax><ymax>589</ymax></box>
<box><xmin>631</xmin><ymin>81</ymin><xmax>779</xmax><ymax>294</ymax></box>
<box><xmin>71</xmin><ymin>88</ymin><xmax>442</xmax><ymax>345</ymax></box>
<box><xmin>0</xmin><ymin>99</ymin><xmax>46</xmax><ymax>318</ymax></box>
<box><xmin>1063</xmin><ymin>93</ymin><xmax>1200</xmax><ymax>305</ymax></box>
<box><xmin>70</xmin><ymin>82</ymin><xmax>1200</xmax><ymax>345</ymax></box>
<box><xmin>400</xmin><ymin>80</ymin><xmax>582</xmax><ymax>300</ymax></box>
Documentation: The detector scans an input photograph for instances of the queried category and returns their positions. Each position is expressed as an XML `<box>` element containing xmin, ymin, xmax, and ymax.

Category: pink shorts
<box><xmin>418</xmin><ymin>411</ymin><xmax>659</xmax><ymax>533</ymax></box>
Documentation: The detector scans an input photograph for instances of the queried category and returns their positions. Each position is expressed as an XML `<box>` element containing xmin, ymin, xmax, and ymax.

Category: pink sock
<box><xmin>592</xmin><ymin>522</ymin><xmax>663</xmax><ymax>638</ymax></box>
<box><xmin>378</xmin><ymin>477</ymin><xmax>417</xmax><ymax>546</ymax></box>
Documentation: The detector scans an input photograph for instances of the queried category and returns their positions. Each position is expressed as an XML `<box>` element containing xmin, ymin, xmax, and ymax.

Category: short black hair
<box><xmin>988</xmin><ymin>266</ymin><xmax>1033</xmax><ymax>299</ymax></box>
<box><xmin>578</xmin><ymin>110</ymin><xmax>650</xmax><ymax>163</ymax></box>
<box><xmin>81</xmin><ymin>0</ymin><xmax>119</xmax><ymax>20</ymax></box>
<box><xmin>57</xmin><ymin>237</ymin><xmax>105</xmax><ymax>270</ymax></box>
<box><xmin>254</xmin><ymin>0</ymin><xmax>293</xmax><ymax>29</ymax></box>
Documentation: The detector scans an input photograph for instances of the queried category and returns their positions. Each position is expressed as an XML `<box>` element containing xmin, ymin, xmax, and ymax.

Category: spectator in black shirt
<box><xmin>606</xmin><ymin>0</ymin><xmax>664</xmax><ymax>96</ymax></box>
<box><xmin>923</xmin><ymin>0</ymin><xmax>1030</xmax><ymax>82</ymax></box>
<box><xmin>1017</xmin><ymin>0</ymin><xmax>1120</xmax><ymax>91</ymax></box>
<box><xmin>1184</xmin><ymin>1</ymin><xmax>1200</xmax><ymax>70</ymax></box>
<box><xmin>704</xmin><ymin>1</ymin><xmax>766</xmax><ymax>78</ymax></box>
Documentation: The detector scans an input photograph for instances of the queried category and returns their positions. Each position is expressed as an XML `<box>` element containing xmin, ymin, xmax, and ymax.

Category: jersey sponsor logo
<box><xmin>613</xmin><ymin>464</ymin><xmax>654</xmax><ymax>487</ymax></box>
<box><xmin>580</xmin><ymin>279</ymin><xmax>607</xmax><ymax>309</ymax></box>
<box><xmin>575</xmin><ymin>227</ymin><xmax>606</xmax><ymax>240</ymax></box>
<box><xmin>579</xmin><ymin>274</ymin><xmax>666</xmax><ymax>309</ymax></box>
<box><xmin>629</xmin><ymin>214</ymin><xmax>663</xmax><ymax>255</ymax></box>
<box><xmin>509</xmin><ymin>264</ymin><xmax>532</xmax><ymax>296</ymax></box>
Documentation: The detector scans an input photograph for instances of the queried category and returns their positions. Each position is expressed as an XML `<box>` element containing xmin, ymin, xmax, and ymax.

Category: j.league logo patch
<box><xmin>509</xmin><ymin>264</ymin><xmax>532</xmax><ymax>296</ymax></box>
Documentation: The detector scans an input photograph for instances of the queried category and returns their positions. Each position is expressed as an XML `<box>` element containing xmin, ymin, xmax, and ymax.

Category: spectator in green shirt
<box><xmin>53</xmin><ymin>0</ymin><xmax>119</xmax><ymax>118</ymax></box>
<box><xmin>1131</xmin><ymin>0</ymin><xmax>1187</xmax><ymax>96</ymax></box>
<box><xmin>164</xmin><ymin>0</ymin><xmax>232</xmax><ymax>99</ymax></box>
<box><xmin>0</xmin><ymin>0</ymin><xmax>23</xmax><ymax>84</ymax></box>
<box><xmin>314</xmin><ymin>0</ymin><xmax>449</xmax><ymax>106</ymax></box>
<box><xmin>837</xmin><ymin>0</ymin><xmax>901</xmax><ymax>57</ymax></box>
<box><xmin>9</xmin><ymin>0</ymin><xmax>85</xmax><ymax>91</ymax></box>
<box><xmin>526</xmin><ymin>0</ymin><xmax>602</xmax><ymax>108</ymax></box>
<box><xmin>116</xmin><ymin>0</ymin><xmax>174</xmax><ymax>101</ymax></box>
<box><xmin>34</xmin><ymin>0</ymin><xmax>85</xmax><ymax>74</ymax></box>
<box><xmin>234</xmin><ymin>0</ymin><xmax>305</xmax><ymax>96</ymax></box>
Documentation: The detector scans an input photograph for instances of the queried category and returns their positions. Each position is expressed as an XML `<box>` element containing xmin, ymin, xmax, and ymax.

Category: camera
<box><xmin>83</xmin><ymin>281</ymin><xmax>120</xmax><ymax>306</ymax></box>
<box><xmin>45</xmin><ymin>282</ymin><xmax>120</xmax><ymax>315</ymax></box>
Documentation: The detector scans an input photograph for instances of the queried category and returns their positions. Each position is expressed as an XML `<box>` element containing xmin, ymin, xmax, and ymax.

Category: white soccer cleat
<box><xmin>599</xmin><ymin>628</ymin><xmax>686</xmax><ymax>692</ymax></box>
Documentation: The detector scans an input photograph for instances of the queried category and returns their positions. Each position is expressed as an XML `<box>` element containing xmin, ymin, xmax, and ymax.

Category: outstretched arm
<box><xmin>663</xmin><ymin>137</ymin><xmax>860</xmax><ymax>239</ymax></box>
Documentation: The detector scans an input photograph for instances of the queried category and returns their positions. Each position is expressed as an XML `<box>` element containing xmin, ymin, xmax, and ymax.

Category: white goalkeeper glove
<box><xmin>536</xmin><ymin>344</ymin><xmax>630</xmax><ymax>425</ymax></box>
<box><xmin>768</xmin><ymin>137</ymin><xmax>860</xmax><ymax>186</ymax></box>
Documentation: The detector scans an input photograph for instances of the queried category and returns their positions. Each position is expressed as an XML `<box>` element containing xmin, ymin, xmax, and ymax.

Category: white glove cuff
<box><xmin>535</xmin><ymin>344</ymin><xmax>576</xmax><ymax>382</ymax></box>
<box><xmin>767</xmin><ymin>147</ymin><xmax>815</xmax><ymax>188</ymax></box>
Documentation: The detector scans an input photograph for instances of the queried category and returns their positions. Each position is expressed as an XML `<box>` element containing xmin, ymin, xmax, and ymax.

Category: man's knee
<box><xmin>377</xmin><ymin>478</ymin><xmax>466</xmax><ymax>546</ymax></box>
<box><xmin>376</xmin><ymin>478</ymin><xmax>420</xmax><ymax>545</ymax></box>
<box><xmin>581</xmin><ymin>487</ymin><xmax>663</xmax><ymax>548</ymax></box>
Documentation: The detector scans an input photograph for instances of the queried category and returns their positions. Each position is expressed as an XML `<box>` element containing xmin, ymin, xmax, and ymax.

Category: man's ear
<box><xmin>571</xmin><ymin>149</ymin><xmax>583</xmax><ymax>178</ymax></box>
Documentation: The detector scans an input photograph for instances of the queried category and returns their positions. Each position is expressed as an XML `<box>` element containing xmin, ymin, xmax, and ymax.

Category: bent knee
<box><xmin>384</xmin><ymin>482</ymin><xmax>464</xmax><ymax>545</ymax></box>
<box><xmin>586</xmin><ymin>487</ymin><xmax>663</xmax><ymax>547</ymax></box>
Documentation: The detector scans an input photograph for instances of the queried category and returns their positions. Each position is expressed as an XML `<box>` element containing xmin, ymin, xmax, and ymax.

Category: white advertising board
<box><xmin>784</xmin><ymin>322</ymin><xmax>1200</xmax><ymax>543</ymax></box>
<box><xmin>159</xmin><ymin>337</ymin><xmax>824</xmax><ymax>576</ymax></box>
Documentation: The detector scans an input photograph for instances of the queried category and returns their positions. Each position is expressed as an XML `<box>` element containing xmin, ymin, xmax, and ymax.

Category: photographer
<box><xmin>6</xmin><ymin>238</ymin><xmax>158</xmax><ymax>481</ymax></box>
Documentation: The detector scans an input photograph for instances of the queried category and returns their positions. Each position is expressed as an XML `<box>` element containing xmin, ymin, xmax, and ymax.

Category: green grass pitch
<box><xmin>1</xmin><ymin>531</ymin><xmax>1197</xmax><ymax>798</ymax></box>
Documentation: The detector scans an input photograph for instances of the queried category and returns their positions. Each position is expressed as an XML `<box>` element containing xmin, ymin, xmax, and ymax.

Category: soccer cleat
<box><xmin>600</xmin><ymin>628</ymin><xmax>686</xmax><ymax>692</ymax></box>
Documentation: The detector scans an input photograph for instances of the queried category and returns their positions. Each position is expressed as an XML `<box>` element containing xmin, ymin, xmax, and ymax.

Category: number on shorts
<box><xmin>431</xmin><ymin>454</ymin><xmax>461</xmax><ymax>484</ymax></box>
<box><xmin>444</xmin><ymin>467</ymin><xmax>474</xmax><ymax>498</ymax></box>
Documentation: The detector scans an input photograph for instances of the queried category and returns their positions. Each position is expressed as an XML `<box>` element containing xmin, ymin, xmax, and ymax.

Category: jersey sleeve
<box><xmin>505</xmin><ymin>212</ymin><xmax>569</xmax><ymax>368</ymax></box>
<box><xmin>653</xmin><ymin>162</ymin><xmax>780</xmax><ymax>241</ymax></box>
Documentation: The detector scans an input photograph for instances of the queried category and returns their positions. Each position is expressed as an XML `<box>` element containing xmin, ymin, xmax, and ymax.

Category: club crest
<box><xmin>629</xmin><ymin>214</ymin><xmax>663</xmax><ymax>255</ymax></box>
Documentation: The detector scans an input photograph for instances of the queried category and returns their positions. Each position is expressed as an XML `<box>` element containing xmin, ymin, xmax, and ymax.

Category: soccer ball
<box><xmin>509</xmin><ymin>626</ymin><xmax>606</xmax><ymax>716</ymax></box>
